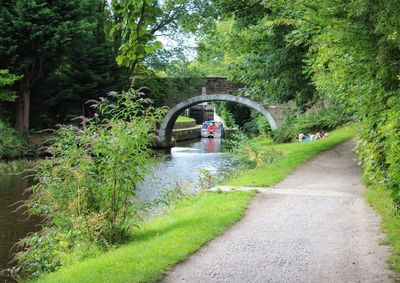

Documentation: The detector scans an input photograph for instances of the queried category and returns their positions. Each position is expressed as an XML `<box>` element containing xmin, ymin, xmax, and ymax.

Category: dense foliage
<box><xmin>191</xmin><ymin>0</ymin><xmax>400</xmax><ymax>206</ymax></box>
<box><xmin>0</xmin><ymin>120</ymin><xmax>32</xmax><ymax>160</ymax></box>
<box><xmin>0</xmin><ymin>69</ymin><xmax>21</xmax><ymax>103</ymax></box>
<box><xmin>272</xmin><ymin>109</ymin><xmax>352</xmax><ymax>143</ymax></box>
<box><xmin>0</xmin><ymin>0</ymin><xmax>98</xmax><ymax>130</ymax></box>
<box><xmin>226</xmin><ymin>131</ymin><xmax>282</xmax><ymax>169</ymax></box>
<box><xmin>135</xmin><ymin>76</ymin><xmax>204</xmax><ymax>108</ymax></box>
<box><xmin>2</xmin><ymin>0</ymin><xmax>400</xmax><ymax>278</ymax></box>
<box><xmin>0</xmin><ymin>0</ymin><xmax>202</xmax><ymax>131</ymax></box>
<box><xmin>13</xmin><ymin>89</ymin><xmax>166</xmax><ymax>278</ymax></box>
<box><xmin>265</xmin><ymin>0</ymin><xmax>400</xmax><ymax>205</ymax></box>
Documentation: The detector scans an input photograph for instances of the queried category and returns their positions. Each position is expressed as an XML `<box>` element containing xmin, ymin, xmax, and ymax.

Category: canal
<box><xmin>0</xmin><ymin>138</ymin><xmax>234</xmax><ymax>281</ymax></box>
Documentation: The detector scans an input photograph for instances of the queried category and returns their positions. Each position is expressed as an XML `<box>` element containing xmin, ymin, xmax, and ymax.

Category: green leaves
<box><xmin>0</xmin><ymin>69</ymin><xmax>21</xmax><ymax>102</ymax></box>
<box><xmin>16</xmin><ymin>88</ymin><xmax>167</xmax><ymax>278</ymax></box>
<box><xmin>111</xmin><ymin>0</ymin><xmax>163</xmax><ymax>73</ymax></box>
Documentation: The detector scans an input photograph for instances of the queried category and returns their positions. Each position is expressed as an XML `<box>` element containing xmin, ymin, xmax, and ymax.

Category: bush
<box><xmin>272</xmin><ymin>109</ymin><xmax>352</xmax><ymax>143</ymax></box>
<box><xmin>242</xmin><ymin>111</ymin><xmax>271</xmax><ymax>136</ymax></box>
<box><xmin>226</xmin><ymin>131</ymin><xmax>282</xmax><ymax>168</ymax></box>
<box><xmin>13</xmin><ymin>88</ymin><xmax>168</xmax><ymax>279</ymax></box>
<box><xmin>0</xmin><ymin>120</ymin><xmax>33</xmax><ymax>159</ymax></box>
<box><xmin>356</xmin><ymin>89</ymin><xmax>400</xmax><ymax>207</ymax></box>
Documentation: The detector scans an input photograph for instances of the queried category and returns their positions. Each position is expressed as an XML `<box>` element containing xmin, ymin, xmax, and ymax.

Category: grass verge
<box><xmin>33</xmin><ymin>125</ymin><xmax>356</xmax><ymax>283</ymax></box>
<box><xmin>176</xmin><ymin>116</ymin><xmax>195</xmax><ymax>123</ymax></box>
<box><xmin>34</xmin><ymin>191</ymin><xmax>255</xmax><ymax>283</ymax></box>
<box><xmin>365</xmin><ymin>184</ymin><xmax>400</xmax><ymax>272</ymax></box>
<box><xmin>225</xmin><ymin>125</ymin><xmax>356</xmax><ymax>186</ymax></box>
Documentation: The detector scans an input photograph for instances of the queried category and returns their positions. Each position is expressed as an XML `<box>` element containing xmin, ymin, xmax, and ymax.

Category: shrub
<box><xmin>356</xmin><ymin>89</ymin><xmax>400</xmax><ymax>207</ymax></box>
<box><xmin>0</xmin><ymin>120</ymin><xmax>33</xmax><ymax>159</ymax></box>
<box><xmin>226</xmin><ymin>131</ymin><xmax>282</xmax><ymax>168</ymax></box>
<box><xmin>13</xmin><ymin>88</ymin><xmax>167</xmax><ymax>279</ymax></box>
<box><xmin>242</xmin><ymin>111</ymin><xmax>271</xmax><ymax>136</ymax></box>
<box><xmin>272</xmin><ymin>109</ymin><xmax>352</xmax><ymax>143</ymax></box>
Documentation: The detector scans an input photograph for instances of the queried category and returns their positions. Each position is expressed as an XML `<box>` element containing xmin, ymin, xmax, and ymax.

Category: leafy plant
<box><xmin>226</xmin><ymin>131</ymin><xmax>282</xmax><ymax>168</ymax></box>
<box><xmin>14</xmin><ymin>87</ymin><xmax>166</xmax><ymax>279</ymax></box>
<box><xmin>197</xmin><ymin>169</ymin><xmax>216</xmax><ymax>191</ymax></box>
<box><xmin>272</xmin><ymin>109</ymin><xmax>352</xmax><ymax>143</ymax></box>
<box><xmin>0</xmin><ymin>69</ymin><xmax>21</xmax><ymax>102</ymax></box>
<box><xmin>0</xmin><ymin>159</ymin><xmax>38</xmax><ymax>175</ymax></box>
<box><xmin>0</xmin><ymin>120</ymin><xmax>33</xmax><ymax>159</ymax></box>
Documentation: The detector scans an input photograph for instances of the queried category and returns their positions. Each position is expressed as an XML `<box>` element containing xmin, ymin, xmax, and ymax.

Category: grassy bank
<box><xmin>34</xmin><ymin>191</ymin><xmax>255</xmax><ymax>283</ymax></box>
<box><xmin>0</xmin><ymin>159</ymin><xmax>39</xmax><ymax>175</ymax></box>
<box><xmin>225</xmin><ymin>125</ymin><xmax>356</xmax><ymax>187</ymax></box>
<box><xmin>365</xmin><ymin>184</ymin><xmax>400</xmax><ymax>272</ymax></box>
<box><xmin>176</xmin><ymin>116</ymin><xmax>195</xmax><ymax>123</ymax></box>
<box><xmin>33</xmin><ymin>125</ymin><xmax>356</xmax><ymax>283</ymax></box>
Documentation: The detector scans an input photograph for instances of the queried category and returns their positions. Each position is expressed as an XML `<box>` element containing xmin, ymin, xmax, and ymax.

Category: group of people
<box><xmin>298</xmin><ymin>131</ymin><xmax>329</xmax><ymax>142</ymax></box>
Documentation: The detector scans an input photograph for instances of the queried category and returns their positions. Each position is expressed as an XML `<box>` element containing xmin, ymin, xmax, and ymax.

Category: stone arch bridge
<box><xmin>157</xmin><ymin>77</ymin><xmax>291</xmax><ymax>148</ymax></box>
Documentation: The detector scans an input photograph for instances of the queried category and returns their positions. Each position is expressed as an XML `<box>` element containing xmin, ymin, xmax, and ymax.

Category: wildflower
<box><xmin>71</xmin><ymin>115</ymin><xmax>86</xmax><ymax>121</ymax></box>
<box><xmin>94</xmin><ymin>113</ymin><xmax>99</xmax><ymax>118</ymax></box>
<box><xmin>90</xmin><ymin>104</ymin><xmax>98</xmax><ymax>109</ymax></box>
<box><xmin>99</xmin><ymin>97</ymin><xmax>105</xmax><ymax>102</ymax></box>
<box><xmin>107</xmin><ymin>91</ymin><xmax>116</xmax><ymax>97</ymax></box>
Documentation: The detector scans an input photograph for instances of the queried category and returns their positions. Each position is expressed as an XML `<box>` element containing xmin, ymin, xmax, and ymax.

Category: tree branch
<box><xmin>149</xmin><ymin>3</ymin><xmax>185</xmax><ymax>35</ymax></box>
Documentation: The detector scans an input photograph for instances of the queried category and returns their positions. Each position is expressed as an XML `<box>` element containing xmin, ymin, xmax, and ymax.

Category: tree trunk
<box><xmin>15</xmin><ymin>75</ymin><xmax>31</xmax><ymax>131</ymax></box>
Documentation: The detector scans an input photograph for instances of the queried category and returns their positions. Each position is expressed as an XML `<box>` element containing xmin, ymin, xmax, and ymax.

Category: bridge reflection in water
<box><xmin>137</xmin><ymin>138</ymin><xmax>234</xmax><ymax>202</ymax></box>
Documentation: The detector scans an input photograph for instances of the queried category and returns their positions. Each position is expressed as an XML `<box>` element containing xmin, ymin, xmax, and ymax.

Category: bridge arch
<box><xmin>157</xmin><ymin>94</ymin><xmax>277</xmax><ymax>148</ymax></box>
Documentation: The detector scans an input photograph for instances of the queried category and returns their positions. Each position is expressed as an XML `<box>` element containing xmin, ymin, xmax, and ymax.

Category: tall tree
<box><xmin>111</xmin><ymin>0</ymin><xmax>199</xmax><ymax>75</ymax></box>
<box><xmin>29</xmin><ymin>0</ymin><xmax>130</xmax><ymax>128</ymax></box>
<box><xmin>0</xmin><ymin>0</ymin><xmax>90</xmax><ymax>131</ymax></box>
<box><xmin>189</xmin><ymin>1</ymin><xmax>316</xmax><ymax>108</ymax></box>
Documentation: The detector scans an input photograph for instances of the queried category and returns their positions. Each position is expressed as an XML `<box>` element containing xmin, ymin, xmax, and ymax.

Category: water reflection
<box><xmin>178</xmin><ymin>138</ymin><xmax>223</xmax><ymax>153</ymax></box>
<box><xmin>0</xmin><ymin>175</ymin><xmax>39</xmax><ymax>282</ymax></box>
<box><xmin>137</xmin><ymin>138</ymin><xmax>233</xmax><ymax>202</ymax></box>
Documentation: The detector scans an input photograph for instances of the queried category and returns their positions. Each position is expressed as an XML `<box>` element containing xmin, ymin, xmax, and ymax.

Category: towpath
<box><xmin>163</xmin><ymin>141</ymin><xmax>394</xmax><ymax>283</ymax></box>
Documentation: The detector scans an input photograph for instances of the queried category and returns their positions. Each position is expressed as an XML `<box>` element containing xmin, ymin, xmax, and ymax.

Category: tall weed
<box><xmin>13</xmin><ymin>88</ymin><xmax>166</xmax><ymax>279</ymax></box>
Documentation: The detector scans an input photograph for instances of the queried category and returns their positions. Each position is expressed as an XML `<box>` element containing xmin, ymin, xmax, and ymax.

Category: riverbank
<box><xmin>225</xmin><ymin>125</ymin><xmax>356</xmax><ymax>186</ymax></box>
<box><xmin>35</xmin><ymin>191</ymin><xmax>256</xmax><ymax>283</ymax></box>
<box><xmin>32</xmin><ymin>125</ymin><xmax>357</xmax><ymax>283</ymax></box>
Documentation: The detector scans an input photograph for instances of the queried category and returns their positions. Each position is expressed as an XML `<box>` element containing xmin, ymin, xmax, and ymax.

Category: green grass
<box><xmin>34</xmin><ymin>191</ymin><xmax>255</xmax><ymax>283</ymax></box>
<box><xmin>0</xmin><ymin>159</ymin><xmax>39</xmax><ymax>174</ymax></box>
<box><xmin>175</xmin><ymin>116</ymin><xmax>195</xmax><ymax>122</ymax></box>
<box><xmin>33</xmin><ymin>125</ymin><xmax>356</xmax><ymax>283</ymax></box>
<box><xmin>365</xmin><ymin>184</ymin><xmax>400</xmax><ymax>272</ymax></box>
<box><xmin>225</xmin><ymin>125</ymin><xmax>356</xmax><ymax>187</ymax></box>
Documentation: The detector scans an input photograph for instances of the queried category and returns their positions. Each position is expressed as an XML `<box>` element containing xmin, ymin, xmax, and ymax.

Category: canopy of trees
<box><xmin>0</xmin><ymin>0</ymin><xmax>199</xmax><ymax>130</ymax></box>
<box><xmin>189</xmin><ymin>0</ymin><xmax>400</xmax><ymax>204</ymax></box>
<box><xmin>1</xmin><ymin>0</ymin><xmax>399</xmax><ymax>204</ymax></box>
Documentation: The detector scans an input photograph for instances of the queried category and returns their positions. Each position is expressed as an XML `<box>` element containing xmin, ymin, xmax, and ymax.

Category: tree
<box><xmin>0</xmin><ymin>0</ymin><xmax>91</xmax><ymax>131</ymax></box>
<box><xmin>262</xmin><ymin>0</ymin><xmax>400</xmax><ymax>204</ymax></box>
<box><xmin>28</xmin><ymin>0</ymin><xmax>130</xmax><ymax>128</ymax></box>
<box><xmin>0</xmin><ymin>69</ymin><xmax>21</xmax><ymax>102</ymax></box>
<box><xmin>187</xmin><ymin>1</ymin><xmax>316</xmax><ymax>108</ymax></box>
<box><xmin>111</xmin><ymin>0</ymin><xmax>201</xmax><ymax>75</ymax></box>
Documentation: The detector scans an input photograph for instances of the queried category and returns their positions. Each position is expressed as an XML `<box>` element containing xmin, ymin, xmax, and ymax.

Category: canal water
<box><xmin>137</xmin><ymin>138</ymin><xmax>235</xmax><ymax>202</ymax></box>
<box><xmin>0</xmin><ymin>138</ymin><xmax>234</xmax><ymax>281</ymax></box>
<box><xmin>0</xmin><ymin>175</ymin><xmax>39</xmax><ymax>282</ymax></box>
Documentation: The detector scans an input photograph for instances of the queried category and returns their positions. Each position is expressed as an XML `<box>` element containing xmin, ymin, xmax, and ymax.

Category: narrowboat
<box><xmin>201</xmin><ymin>121</ymin><xmax>224</xmax><ymax>138</ymax></box>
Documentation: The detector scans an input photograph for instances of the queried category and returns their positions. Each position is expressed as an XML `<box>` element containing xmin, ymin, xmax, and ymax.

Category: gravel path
<box><xmin>163</xmin><ymin>141</ymin><xmax>394</xmax><ymax>283</ymax></box>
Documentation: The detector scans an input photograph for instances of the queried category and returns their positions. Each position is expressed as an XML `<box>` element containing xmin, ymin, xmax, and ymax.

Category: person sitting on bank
<box><xmin>299</xmin><ymin>133</ymin><xmax>311</xmax><ymax>142</ymax></box>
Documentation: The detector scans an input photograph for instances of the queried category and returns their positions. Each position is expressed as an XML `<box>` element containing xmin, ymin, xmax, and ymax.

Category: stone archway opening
<box><xmin>156</xmin><ymin>94</ymin><xmax>277</xmax><ymax>148</ymax></box>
